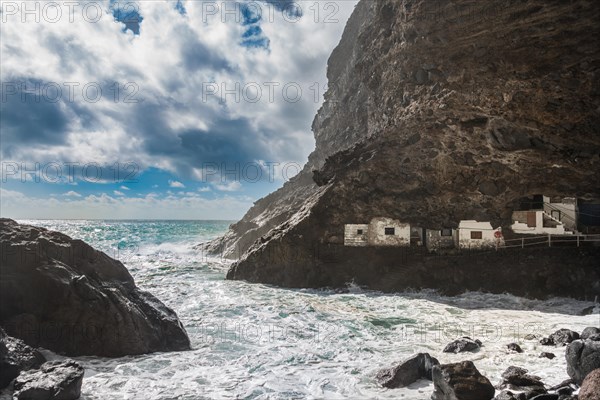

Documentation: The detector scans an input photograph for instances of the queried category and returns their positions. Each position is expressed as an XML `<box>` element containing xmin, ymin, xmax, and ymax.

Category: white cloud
<box><xmin>63</xmin><ymin>190</ymin><xmax>82</xmax><ymax>197</ymax></box>
<box><xmin>0</xmin><ymin>188</ymin><xmax>251</xmax><ymax>220</ymax></box>
<box><xmin>113</xmin><ymin>190</ymin><xmax>125</xmax><ymax>196</ymax></box>
<box><xmin>198</xmin><ymin>187</ymin><xmax>211</xmax><ymax>192</ymax></box>
<box><xmin>120</xmin><ymin>185</ymin><xmax>130</xmax><ymax>190</ymax></box>
<box><xmin>213</xmin><ymin>181</ymin><xmax>241</xmax><ymax>192</ymax></box>
<box><xmin>169</xmin><ymin>180</ymin><xmax>185</xmax><ymax>188</ymax></box>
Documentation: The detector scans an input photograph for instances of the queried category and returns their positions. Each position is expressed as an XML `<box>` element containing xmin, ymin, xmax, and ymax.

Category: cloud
<box><xmin>120</xmin><ymin>185</ymin><xmax>130</xmax><ymax>190</ymax></box>
<box><xmin>213</xmin><ymin>181</ymin><xmax>242</xmax><ymax>192</ymax></box>
<box><xmin>63</xmin><ymin>191</ymin><xmax>82</xmax><ymax>197</ymax></box>
<box><xmin>113</xmin><ymin>190</ymin><xmax>126</xmax><ymax>196</ymax></box>
<box><xmin>0</xmin><ymin>188</ymin><xmax>251</xmax><ymax>220</ymax></box>
<box><xmin>198</xmin><ymin>187</ymin><xmax>211</xmax><ymax>192</ymax></box>
<box><xmin>168</xmin><ymin>180</ymin><xmax>185</xmax><ymax>188</ymax></box>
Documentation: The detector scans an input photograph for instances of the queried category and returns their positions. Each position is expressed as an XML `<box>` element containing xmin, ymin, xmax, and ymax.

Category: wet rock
<box><xmin>524</xmin><ymin>334</ymin><xmax>539</xmax><ymax>340</ymax></box>
<box><xmin>581</xmin><ymin>327</ymin><xmax>600</xmax><ymax>340</ymax></box>
<box><xmin>498</xmin><ymin>366</ymin><xmax>546</xmax><ymax>397</ymax></box>
<box><xmin>539</xmin><ymin>352</ymin><xmax>556</xmax><ymax>360</ymax></box>
<box><xmin>432</xmin><ymin>361</ymin><xmax>495</xmax><ymax>400</ymax></box>
<box><xmin>495</xmin><ymin>390</ymin><xmax>518</xmax><ymax>400</ymax></box>
<box><xmin>0</xmin><ymin>219</ymin><xmax>191</xmax><ymax>357</ymax></box>
<box><xmin>507</xmin><ymin>343</ymin><xmax>524</xmax><ymax>353</ymax></box>
<box><xmin>580</xmin><ymin>306</ymin><xmax>599</xmax><ymax>316</ymax></box>
<box><xmin>376</xmin><ymin>352</ymin><xmax>439</xmax><ymax>388</ymax></box>
<box><xmin>13</xmin><ymin>359</ymin><xmax>84</xmax><ymax>400</ymax></box>
<box><xmin>0</xmin><ymin>327</ymin><xmax>46</xmax><ymax>389</ymax></box>
<box><xmin>530</xmin><ymin>395</ymin><xmax>558</xmax><ymax>400</ymax></box>
<box><xmin>566</xmin><ymin>339</ymin><xmax>600</xmax><ymax>384</ymax></box>
<box><xmin>443</xmin><ymin>337</ymin><xmax>482</xmax><ymax>353</ymax></box>
<box><xmin>549</xmin><ymin>329</ymin><xmax>580</xmax><ymax>346</ymax></box>
<box><xmin>579</xmin><ymin>368</ymin><xmax>600</xmax><ymax>400</ymax></box>
<box><xmin>540</xmin><ymin>338</ymin><xmax>555</xmax><ymax>346</ymax></box>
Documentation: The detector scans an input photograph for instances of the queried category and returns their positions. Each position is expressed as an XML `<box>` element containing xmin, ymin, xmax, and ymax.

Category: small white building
<box><xmin>511</xmin><ymin>196</ymin><xmax>577</xmax><ymax>235</ymax></box>
<box><xmin>343</xmin><ymin>218</ymin><xmax>410</xmax><ymax>247</ymax></box>
<box><xmin>367</xmin><ymin>217</ymin><xmax>411</xmax><ymax>246</ymax></box>
<box><xmin>456</xmin><ymin>220</ymin><xmax>504</xmax><ymax>249</ymax></box>
<box><xmin>344</xmin><ymin>224</ymin><xmax>369</xmax><ymax>247</ymax></box>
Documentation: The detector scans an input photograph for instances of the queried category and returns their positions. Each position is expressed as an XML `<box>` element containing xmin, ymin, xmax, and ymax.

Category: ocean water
<box><xmin>7</xmin><ymin>219</ymin><xmax>600</xmax><ymax>399</ymax></box>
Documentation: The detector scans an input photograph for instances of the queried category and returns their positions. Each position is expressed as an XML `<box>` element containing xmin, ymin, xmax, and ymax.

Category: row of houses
<box><xmin>344</xmin><ymin>196</ymin><xmax>581</xmax><ymax>251</ymax></box>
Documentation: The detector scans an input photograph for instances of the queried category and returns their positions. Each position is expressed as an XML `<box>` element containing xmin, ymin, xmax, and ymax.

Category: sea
<box><xmin>6</xmin><ymin>219</ymin><xmax>600</xmax><ymax>399</ymax></box>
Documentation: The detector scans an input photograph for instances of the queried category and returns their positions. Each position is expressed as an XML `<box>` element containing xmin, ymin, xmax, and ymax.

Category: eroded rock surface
<box><xmin>0</xmin><ymin>219</ymin><xmax>191</xmax><ymax>357</ymax></box>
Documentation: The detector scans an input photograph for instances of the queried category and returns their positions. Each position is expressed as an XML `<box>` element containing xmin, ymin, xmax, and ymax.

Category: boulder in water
<box><xmin>13</xmin><ymin>359</ymin><xmax>84</xmax><ymax>400</ymax></box>
<box><xmin>566</xmin><ymin>339</ymin><xmax>600</xmax><ymax>384</ymax></box>
<box><xmin>581</xmin><ymin>327</ymin><xmax>600</xmax><ymax>341</ymax></box>
<box><xmin>579</xmin><ymin>368</ymin><xmax>600</xmax><ymax>400</ymax></box>
<box><xmin>431</xmin><ymin>361</ymin><xmax>495</xmax><ymax>400</ymax></box>
<box><xmin>539</xmin><ymin>352</ymin><xmax>556</xmax><ymax>360</ymax></box>
<box><xmin>0</xmin><ymin>327</ymin><xmax>46</xmax><ymax>389</ymax></box>
<box><xmin>507</xmin><ymin>343</ymin><xmax>523</xmax><ymax>353</ymax></box>
<box><xmin>376</xmin><ymin>352</ymin><xmax>439</xmax><ymax>388</ymax></box>
<box><xmin>549</xmin><ymin>329</ymin><xmax>580</xmax><ymax>346</ymax></box>
<box><xmin>443</xmin><ymin>337</ymin><xmax>482</xmax><ymax>353</ymax></box>
<box><xmin>0</xmin><ymin>219</ymin><xmax>191</xmax><ymax>357</ymax></box>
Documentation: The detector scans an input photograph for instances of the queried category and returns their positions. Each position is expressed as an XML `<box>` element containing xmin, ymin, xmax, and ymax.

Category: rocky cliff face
<box><xmin>0</xmin><ymin>219</ymin><xmax>191</xmax><ymax>357</ymax></box>
<box><xmin>223</xmin><ymin>0</ymin><xmax>600</xmax><ymax>297</ymax></box>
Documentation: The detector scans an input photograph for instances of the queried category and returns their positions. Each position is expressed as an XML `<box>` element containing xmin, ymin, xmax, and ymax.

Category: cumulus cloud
<box><xmin>169</xmin><ymin>180</ymin><xmax>185</xmax><ymax>188</ymax></box>
<box><xmin>213</xmin><ymin>181</ymin><xmax>242</xmax><ymax>192</ymax></box>
<box><xmin>63</xmin><ymin>190</ymin><xmax>82</xmax><ymax>197</ymax></box>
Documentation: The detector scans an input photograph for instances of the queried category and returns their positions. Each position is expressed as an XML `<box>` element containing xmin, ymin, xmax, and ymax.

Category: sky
<box><xmin>0</xmin><ymin>0</ymin><xmax>358</xmax><ymax>220</ymax></box>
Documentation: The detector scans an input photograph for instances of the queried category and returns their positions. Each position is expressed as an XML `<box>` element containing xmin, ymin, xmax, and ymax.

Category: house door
<box><xmin>527</xmin><ymin>212</ymin><xmax>537</xmax><ymax>227</ymax></box>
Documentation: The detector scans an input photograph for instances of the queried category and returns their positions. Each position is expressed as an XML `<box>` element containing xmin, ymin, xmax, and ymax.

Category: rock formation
<box><xmin>579</xmin><ymin>368</ymin><xmax>600</xmax><ymax>400</ymax></box>
<box><xmin>0</xmin><ymin>218</ymin><xmax>191</xmax><ymax>357</ymax></box>
<box><xmin>217</xmin><ymin>0</ymin><xmax>600</xmax><ymax>297</ymax></box>
<box><xmin>0</xmin><ymin>327</ymin><xmax>46</xmax><ymax>389</ymax></box>
<box><xmin>431</xmin><ymin>361</ymin><xmax>495</xmax><ymax>400</ymax></box>
<box><xmin>376</xmin><ymin>352</ymin><xmax>439</xmax><ymax>388</ymax></box>
<box><xmin>566</xmin><ymin>338</ymin><xmax>600</xmax><ymax>384</ymax></box>
<box><xmin>13</xmin><ymin>360</ymin><xmax>84</xmax><ymax>400</ymax></box>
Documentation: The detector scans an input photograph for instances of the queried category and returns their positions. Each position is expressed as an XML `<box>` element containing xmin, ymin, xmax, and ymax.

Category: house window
<box><xmin>357</xmin><ymin>229</ymin><xmax>364</xmax><ymax>235</ymax></box>
<box><xmin>441</xmin><ymin>229</ymin><xmax>453</xmax><ymax>237</ymax></box>
<box><xmin>551</xmin><ymin>210</ymin><xmax>561</xmax><ymax>221</ymax></box>
<box><xmin>470</xmin><ymin>231</ymin><xmax>483</xmax><ymax>239</ymax></box>
<box><xmin>384</xmin><ymin>227</ymin><xmax>395</xmax><ymax>235</ymax></box>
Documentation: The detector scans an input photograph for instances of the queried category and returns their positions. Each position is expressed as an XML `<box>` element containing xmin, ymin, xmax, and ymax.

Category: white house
<box><xmin>511</xmin><ymin>196</ymin><xmax>577</xmax><ymax>235</ymax></box>
<box><xmin>456</xmin><ymin>220</ymin><xmax>504</xmax><ymax>249</ymax></box>
<box><xmin>344</xmin><ymin>224</ymin><xmax>369</xmax><ymax>246</ymax></box>
<box><xmin>344</xmin><ymin>218</ymin><xmax>410</xmax><ymax>247</ymax></box>
<box><xmin>367</xmin><ymin>217</ymin><xmax>411</xmax><ymax>246</ymax></box>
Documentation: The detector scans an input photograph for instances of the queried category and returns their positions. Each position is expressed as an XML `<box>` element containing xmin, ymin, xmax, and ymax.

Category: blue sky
<box><xmin>0</xmin><ymin>0</ymin><xmax>358</xmax><ymax>219</ymax></box>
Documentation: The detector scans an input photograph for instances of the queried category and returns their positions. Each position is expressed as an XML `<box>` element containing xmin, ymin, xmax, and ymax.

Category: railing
<box><xmin>501</xmin><ymin>234</ymin><xmax>600</xmax><ymax>249</ymax></box>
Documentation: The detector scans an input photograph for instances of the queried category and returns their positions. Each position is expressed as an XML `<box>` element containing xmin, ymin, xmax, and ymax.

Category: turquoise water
<box><xmin>8</xmin><ymin>220</ymin><xmax>599</xmax><ymax>400</ymax></box>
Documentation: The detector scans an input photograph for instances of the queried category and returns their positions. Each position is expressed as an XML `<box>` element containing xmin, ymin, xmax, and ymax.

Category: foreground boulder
<box><xmin>376</xmin><ymin>352</ymin><xmax>439</xmax><ymax>388</ymax></box>
<box><xmin>581</xmin><ymin>327</ymin><xmax>600</xmax><ymax>341</ymax></box>
<box><xmin>432</xmin><ymin>361</ymin><xmax>495</xmax><ymax>400</ymax></box>
<box><xmin>0</xmin><ymin>327</ymin><xmax>46</xmax><ymax>389</ymax></box>
<box><xmin>579</xmin><ymin>368</ymin><xmax>600</xmax><ymax>400</ymax></box>
<box><xmin>443</xmin><ymin>337</ymin><xmax>482</xmax><ymax>354</ymax></box>
<box><xmin>566</xmin><ymin>339</ymin><xmax>600</xmax><ymax>384</ymax></box>
<box><xmin>13</xmin><ymin>360</ymin><xmax>84</xmax><ymax>400</ymax></box>
<box><xmin>497</xmin><ymin>366</ymin><xmax>546</xmax><ymax>397</ymax></box>
<box><xmin>0</xmin><ymin>219</ymin><xmax>190</xmax><ymax>357</ymax></box>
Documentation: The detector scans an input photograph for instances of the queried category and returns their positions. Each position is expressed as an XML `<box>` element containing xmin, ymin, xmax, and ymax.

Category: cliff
<box><xmin>219</xmin><ymin>0</ymin><xmax>600</xmax><ymax>298</ymax></box>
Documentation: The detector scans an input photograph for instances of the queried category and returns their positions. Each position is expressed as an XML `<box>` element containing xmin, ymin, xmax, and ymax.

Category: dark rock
<box><xmin>499</xmin><ymin>366</ymin><xmax>545</xmax><ymax>392</ymax></box>
<box><xmin>524</xmin><ymin>334</ymin><xmax>538</xmax><ymax>340</ymax></box>
<box><xmin>530</xmin><ymin>395</ymin><xmax>558</xmax><ymax>400</ymax></box>
<box><xmin>414</xmin><ymin>68</ymin><xmax>429</xmax><ymax>85</ymax></box>
<box><xmin>566</xmin><ymin>339</ymin><xmax>600</xmax><ymax>384</ymax></box>
<box><xmin>549</xmin><ymin>329</ymin><xmax>580</xmax><ymax>346</ymax></box>
<box><xmin>479</xmin><ymin>181</ymin><xmax>501</xmax><ymax>196</ymax></box>
<box><xmin>432</xmin><ymin>361</ymin><xmax>495</xmax><ymax>400</ymax></box>
<box><xmin>443</xmin><ymin>337</ymin><xmax>482</xmax><ymax>353</ymax></box>
<box><xmin>540</xmin><ymin>352</ymin><xmax>556</xmax><ymax>359</ymax></box>
<box><xmin>580</xmin><ymin>306</ymin><xmax>599</xmax><ymax>316</ymax></box>
<box><xmin>507</xmin><ymin>343</ymin><xmax>524</xmax><ymax>353</ymax></box>
<box><xmin>555</xmin><ymin>386</ymin><xmax>574</xmax><ymax>396</ymax></box>
<box><xmin>579</xmin><ymin>368</ymin><xmax>600</xmax><ymax>400</ymax></box>
<box><xmin>495</xmin><ymin>390</ymin><xmax>518</xmax><ymax>400</ymax></box>
<box><xmin>13</xmin><ymin>359</ymin><xmax>84</xmax><ymax>400</ymax></box>
<box><xmin>0</xmin><ymin>219</ymin><xmax>191</xmax><ymax>357</ymax></box>
<box><xmin>0</xmin><ymin>327</ymin><xmax>46</xmax><ymax>389</ymax></box>
<box><xmin>581</xmin><ymin>327</ymin><xmax>600</xmax><ymax>341</ymax></box>
<box><xmin>375</xmin><ymin>352</ymin><xmax>439</xmax><ymax>388</ymax></box>
<box><xmin>540</xmin><ymin>338</ymin><xmax>555</xmax><ymax>346</ymax></box>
